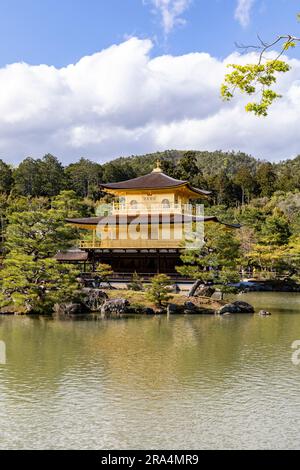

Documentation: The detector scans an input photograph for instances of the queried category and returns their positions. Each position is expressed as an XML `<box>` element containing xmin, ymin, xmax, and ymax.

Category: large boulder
<box><xmin>184</xmin><ymin>301</ymin><xmax>199</xmax><ymax>314</ymax></box>
<box><xmin>101</xmin><ymin>298</ymin><xmax>130</xmax><ymax>318</ymax></box>
<box><xmin>99</xmin><ymin>282</ymin><xmax>114</xmax><ymax>290</ymax></box>
<box><xmin>166</xmin><ymin>284</ymin><xmax>180</xmax><ymax>294</ymax></box>
<box><xmin>167</xmin><ymin>303</ymin><xmax>184</xmax><ymax>315</ymax></box>
<box><xmin>142</xmin><ymin>307</ymin><xmax>155</xmax><ymax>315</ymax></box>
<box><xmin>188</xmin><ymin>280</ymin><xmax>202</xmax><ymax>297</ymax></box>
<box><xmin>183</xmin><ymin>301</ymin><xmax>214</xmax><ymax>315</ymax></box>
<box><xmin>53</xmin><ymin>302</ymin><xmax>85</xmax><ymax>317</ymax></box>
<box><xmin>217</xmin><ymin>301</ymin><xmax>254</xmax><ymax>315</ymax></box>
<box><xmin>194</xmin><ymin>285</ymin><xmax>216</xmax><ymax>298</ymax></box>
<box><xmin>81</xmin><ymin>288</ymin><xmax>108</xmax><ymax>312</ymax></box>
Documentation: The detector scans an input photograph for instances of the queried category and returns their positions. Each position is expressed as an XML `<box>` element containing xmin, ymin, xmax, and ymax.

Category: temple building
<box><xmin>57</xmin><ymin>161</ymin><xmax>234</xmax><ymax>276</ymax></box>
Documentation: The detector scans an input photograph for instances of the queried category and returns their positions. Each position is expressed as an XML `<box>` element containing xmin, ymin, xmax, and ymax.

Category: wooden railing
<box><xmin>112</xmin><ymin>202</ymin><xmax>198</xmax><ymax>215</ymax></box>
<box><xmin>80</xmin><ymin>241</ymin><xmax>102</xmax><ymax>249</ymax></box>
<box><xmin>79</xmin><ymin>239</ymin><xmax>182</xmax><ymax>249</ymax></box>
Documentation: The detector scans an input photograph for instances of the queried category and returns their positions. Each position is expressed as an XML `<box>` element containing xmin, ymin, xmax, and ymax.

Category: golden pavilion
<box><xmin>59</xmin><ymin>161</ymin><xmax>232</xmax><ymax>276</ymax></box>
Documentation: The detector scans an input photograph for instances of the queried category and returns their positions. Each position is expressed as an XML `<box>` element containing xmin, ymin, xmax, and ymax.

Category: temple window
<box><xmin>162</xmin><ymin>198</ymin><xmax>170</xmax><ymax>208</ymax></box>
<box><xmin>130</xmin><ymin>200</ymin><xmax>138</xmax><ymax>209</ymax></box>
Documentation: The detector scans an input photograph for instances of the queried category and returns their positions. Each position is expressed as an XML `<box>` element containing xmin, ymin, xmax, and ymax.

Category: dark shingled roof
<box><xmin>66</xmin><ymin>215</ymin><xmax>240</xmax><ymax>228</ymax></box>
<box><xmin>55</xmin><ymin>250</ymin><xmax>88</xmax><ymax>262</ymax></box>
<box><xmin>100</xmin><ymin>172</ymin><xmax>211</xmax><ymax>196</ymax></box>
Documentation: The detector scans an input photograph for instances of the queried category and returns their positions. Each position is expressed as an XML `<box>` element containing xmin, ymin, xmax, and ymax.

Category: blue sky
<box><xmin>0</xmin><ymin>0</ymin><xmax>299</xmax><ymax>67</ymax></box>
<box><xmin>1</xmin><ymin>0</ymin><xmax>300</xmax><ymax>164</ymax></box>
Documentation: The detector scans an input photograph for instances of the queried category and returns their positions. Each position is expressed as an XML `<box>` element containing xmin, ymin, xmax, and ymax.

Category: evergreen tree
<box><xmin>0</xmin><ymin>159</ymin><xmax>13</xmax><ymax>194</ymax></box>
<box><xmin>128</xmin><ymin>272</ymin><xmax>144</xmax><ymax>291</ymax></box>
<box><xmin>13</xmin><ymin>157</ymin><xmax>42</xmax><ymax>196</ymax></box>
<box><xmin>102</xmin><ymin>161</ymin><xmax>136</xmax><ymax>183</ymax></box>
<box><xmin>39</xmin><ymin>154</ymin><xmax>66</xmax><ymax>196</ymax></box>
<box><xmin>177</xmin><ymin>224</ymin><xmax>241</xmax><ymax>291</ymax></box>
<box><xmin>261</xmin><ymin>209</ymin><xmax>291</xmax><ymax>246</ymax></box>
<box><xmin>0</xmin><ymin>252</ymin><xmax>80</xmax><ymax>314</ymax></box>
<box><xmin>65</xmin><ymin>158</ymin><xmax>103</xmax><ymax>199</ymax></box>
<box><xmin>51</xmin><ymin>190</ymin><xmax>94</xmax><ymax>217</ymax></box>
<box><xmin>256</xmin><ymin>162</ymin><xmax>276</xmax><ymax>197</ymax></box>
<box><xmin>176</xmin><ymin>151</ymin><xmax>199</xmax><ymax>180</ymax></box>
<box><xmin>96</xmin><ymin>263</ymin><xmax>113</xmax><ymax>281</ymax></box>
<box><xmin>146</xmin><ymin>274</ymin><xmax>172</xmax><ymax>308</ymax></box>
<box><xmin>234</xmin><ymin>165</ymin><xmax>256</xmax><ymax>204</ymax></box>
<box><xmin>5</xmin><ymin>209</ymin><xmax>78</xmax><ymax>259</ymax></box>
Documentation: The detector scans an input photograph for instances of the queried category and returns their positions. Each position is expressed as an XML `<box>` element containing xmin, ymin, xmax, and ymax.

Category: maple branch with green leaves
<box><xmin>221</xmin><ymin>31</ymin><xmax>300</xmax><ymax>116</ymax></box>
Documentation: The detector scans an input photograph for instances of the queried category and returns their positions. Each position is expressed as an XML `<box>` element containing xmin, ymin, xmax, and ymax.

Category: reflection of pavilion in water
<box><xmin>56</xmin><ymin>161</ymin><xmax>234</xmax><ymax>275</ymax></box>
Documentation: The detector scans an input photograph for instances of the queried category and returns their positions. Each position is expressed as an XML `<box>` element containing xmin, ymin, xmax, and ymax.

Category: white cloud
<box><xmin>0</xmin><ymin>37</ymin><xmax>299</xmax><ymax>165</ymax></box>
<box><xmin>146</xmin><ymin>0</ymin><xmax>191</xmax><ymax>35</ymax></box>
<box><xmin>235</xmin><ymin>0</ymin><xmax>255</xmax><ymax>27</ymax></box>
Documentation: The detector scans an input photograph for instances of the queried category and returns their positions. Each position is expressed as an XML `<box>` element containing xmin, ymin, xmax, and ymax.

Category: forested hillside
<box><xmin>1</xmin><ymin>149</ymin><xmax>299</xmax><ymax>203</ymax></box>
<box><xmin>1</xmin><ymin>150</ymin><xmax>300</xmax><ymax>292</ymax></box>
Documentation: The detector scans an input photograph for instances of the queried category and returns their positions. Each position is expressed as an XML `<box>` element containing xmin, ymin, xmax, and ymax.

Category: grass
<box><xmin>107</xmin><ymin>289</ymin><xmax>224</xmax><ymax>311</ymax></box>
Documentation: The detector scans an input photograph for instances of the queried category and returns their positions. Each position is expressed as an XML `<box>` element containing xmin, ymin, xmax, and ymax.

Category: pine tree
<box><xmin>0</xmin><ymin>252</ymin><xmax>80</xmax><ymax>314</ymax></box>
<box><xmin>146</xmin><ymin>274</ymin><xmax>172</xmax><ymax>308</ymax></box>
<box><xmin>5</xmin><ymin>209</ymin><xmax>78</xmax><ymax>259</ymax></box>
<box><xmin>177</xmin><ymin>224</ymin><xmax>241</xmax><ymax>297</ymax></box>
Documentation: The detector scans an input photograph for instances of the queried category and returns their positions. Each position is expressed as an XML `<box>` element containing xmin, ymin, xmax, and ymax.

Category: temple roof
<box><xmin>54</xmin><ymin>250</ymin><xmax>88</xmax><ymax>262</ymax></box>
<box><xmin>66</xmin><ymin>215</ymin><xmax>240</xmax><ymax>228</ymax></box>
<box><xmin>100</xmin><ymin>171</ymin><xmax>211</xmax><ymax>197</ymax></box>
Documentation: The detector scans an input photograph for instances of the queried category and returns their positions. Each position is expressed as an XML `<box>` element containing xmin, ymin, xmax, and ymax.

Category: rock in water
<box><xmin>101</xmin><ymin>299</ymin><xmax>130</xmax><ymax>318</ymax></box>
<box><xmin>259</xmin><ymin>310</ymin><xmax>272</xmax><ymax>316</ymax></box>
<box><xmin>184</xmin><ymin>301</ymin><xmax>199</xmax><ymax>314</ymax></box>
<box><xmin>167</xmin><ymin>303</ymin><xmax>184</xmax><ymax>315</ymax></box>
<box><xmin>142</xmin><ymin>307</ymin><xmax>155</xmax><ymax>315</ymax></box>
<box><xmin>53</xmin><ymin>303</ymin><xmax>84</xmax><ymax>317</ymax></box>
<box><xmin>183</xmin><ymin>301</ymin><xmax>214</xmax><ymax>315</ymax></box>
<box><xmin>217</xmin><ymin>301</ymin><xmax>254</xmax><ymax>315</ymax></box>
<box><xmin>81</xmin><ymin>288</ymin><xmax>108</xmax><ymax>312</ymax></box>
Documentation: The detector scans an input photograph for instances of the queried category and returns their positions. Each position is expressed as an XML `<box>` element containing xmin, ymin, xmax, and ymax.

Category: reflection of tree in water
<box><xmin>0</xmin><ymin>317</ymin><xmax>108</xmax><ymax>394</ymax></box>
<box><xmin>1</xmin><ymin>311</ymin><xmax>300</xmax><ymax>399</ymax></box>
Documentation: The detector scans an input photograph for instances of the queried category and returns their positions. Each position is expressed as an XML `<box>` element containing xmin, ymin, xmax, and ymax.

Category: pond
<box><xmin>1</xmin><ymin>292</ymin><xmax>300</xmax><ymax>450</ymax></box>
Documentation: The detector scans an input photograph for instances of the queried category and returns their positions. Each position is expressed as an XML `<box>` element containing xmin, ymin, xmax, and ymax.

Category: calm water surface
<box><xmin>1</xmin><ymin>292</ymin><xmax>300</xmax><ymax>450</ymax></box>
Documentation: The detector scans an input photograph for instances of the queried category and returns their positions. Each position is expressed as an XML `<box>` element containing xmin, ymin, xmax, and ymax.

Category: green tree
<box><xmin>261</xmin><ymin>209</ymin><xmax>291</xmax><ymax>246</ymax></box>
<box><xmin>177</xmin><ymin>224</ymin><xmax>241</xmax><ymax>299</ymax></box>
<box><xmin>176</xmin><ymin>151</ymin><xmax>199</xmax><ymax>180</ymax></box>
<box><xmin>0</xmin><ymin>194</ymin><xmax>8</xmax><ymax>252</ymax></box>
<box><xmin>13</xmin><ymin>157</ymin><xmax>43</xmax><ymax>196</ymax></box>
<box><xmin>51</xmin><ymin>190</ymin><xmax>94</xmax><ymax>217</ymax></box>
<box><xmin>65</xmin><ymin>158</ymin><xmax>103</xmax><ymax>199</ymax></box>
<box><xmin>177</xmin><ymin>224</ymin><xmax>241</xmax><ymax>283</ymax></box>
<box><xmin>5</xmin><ymin>209</ymin><xmax>78</xmax><ymax>259</ymax></box>
<box><xmin>39</xmin><ymin>154</ymin><xmax>66</xmax><ymax>196</ymax></box>
<box><xmin>0</xmin><ymin>252</ymin><xmax>80</xmax><ymax>314</ymax></box>
<box><xmin>233</xmin><ymin>165</ymin><xmax>256</xmax><ymax>204</ymax></box>
<box><xmin>128</xmin><ymin>271</ymin><xmax>144</xmax><ymax>291</ymax></box>
<box><xmin>95</xmin><ymin>263</ymin><xmax>113</xmax><ymax>281</ymax></box>
<box><xmin>0</xmin><ymin>159</ymin><xmax>13</xmax><ymax>194</ymax></box>
<box><xmin>146</xmin><ymin>274</ymin><xmax>172</xmax><ymax>308</ymax></box>
<box><xmin>6</xmin><ymin>196</ymin><xmax>49</xmax><ymax>214</ymax></box>
<box><xmin>209</xmin><ymin>171</ymin><xmax>239</xmax><ymax>206</ymax></box>
<box><xmin>102</xmin><ymin>161</ymin><xmax>136</xmax><ymax>183</ymax></box>
<box><xmin>256</xmin><ymin>163</ymin><xmax>276</xmax><ymax>197</ymax></box>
